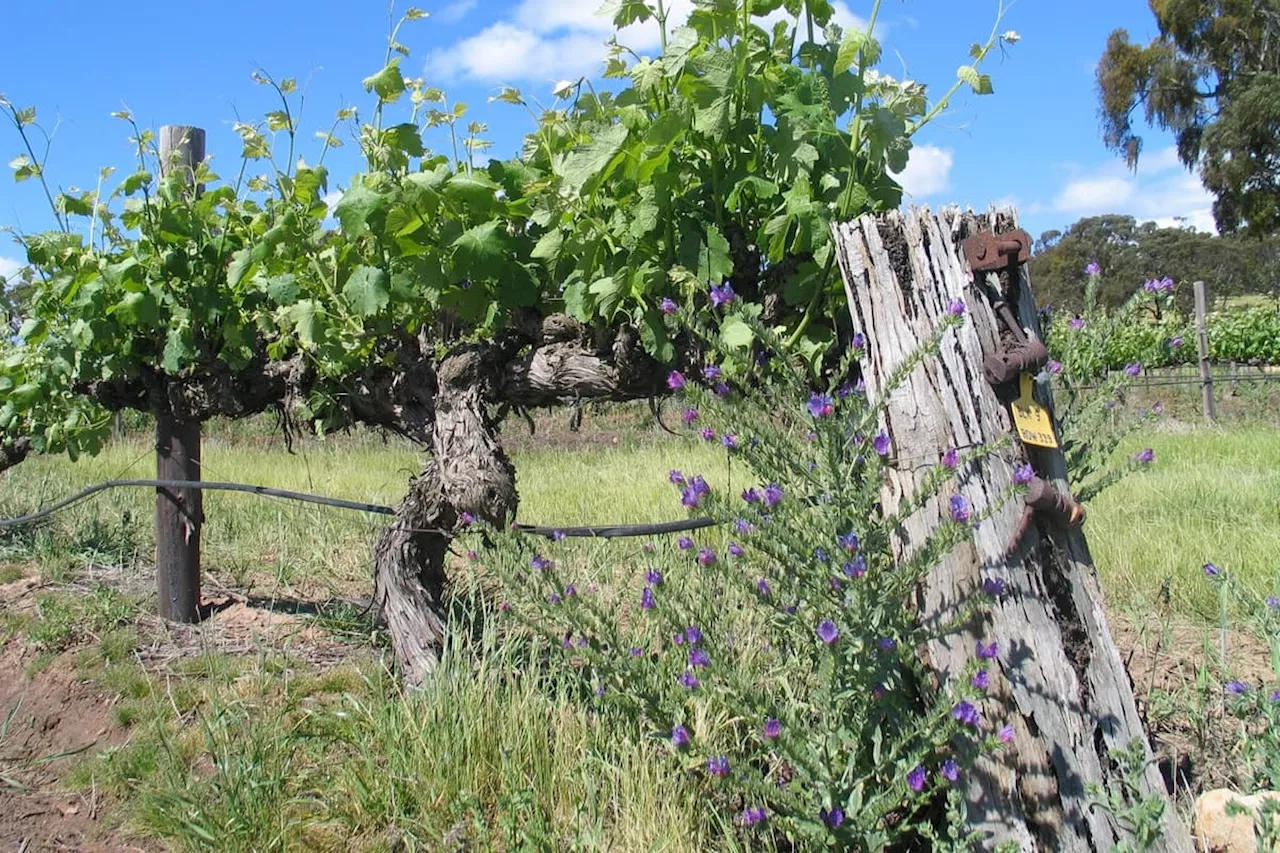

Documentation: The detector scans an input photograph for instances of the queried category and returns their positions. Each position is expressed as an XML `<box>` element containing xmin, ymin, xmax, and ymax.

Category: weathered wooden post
<box><xmin>832</xmin><ymin>206</ymin><xmax>1191</xmax><ymax>852</ymax></box>
<box><xmin>1194</xmin><ymin>280</ymin><xmax>1216</xmax><ymax>422</ymax></box>
<box><xmin>154</xmin><ymin>125</ymin><xmax>205</xmax><ymax>622</ymax></box>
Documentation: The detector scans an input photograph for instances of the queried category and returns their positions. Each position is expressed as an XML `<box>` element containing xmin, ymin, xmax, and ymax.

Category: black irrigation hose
<box><xmin>0</xmin><ymin>478</ymin><xmax>717</xmax><ymax>539</ymax></box>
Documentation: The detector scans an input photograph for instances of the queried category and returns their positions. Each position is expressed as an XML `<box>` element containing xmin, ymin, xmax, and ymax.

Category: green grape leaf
<box><xmin>343</xmin><ymin>265</ymin><xmax>391</xmax><ymax>317</ymax></box>
<box><xmin>559</xmin><ymin>124</ymin><xmax>630</xmax><ymax>196</ymax></box>
<box><xmin>334</xmin><ymin>184</ymin><xmax>388</xmax><ymax>237</ymax></box>
<box><xmin>363</xmin><ymin>59</ymin><xmax>407</xmax><ymax>103</ymax></box>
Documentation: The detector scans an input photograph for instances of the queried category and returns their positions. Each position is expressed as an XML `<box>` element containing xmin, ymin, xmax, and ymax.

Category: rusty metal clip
<box><xmin>984</xmin><ymin>339</ymin><xmax>1048</xmax><ymax>386</ymax></box>
<box><xmin>962</xmin><ymin>230</ymin><xmax>1032</xmax><ymax>274</ymax></box>
<box><xmin>1005</xmin><ymin>475</ymin><xmax>1085</xmax><ymax>557</ymax></box>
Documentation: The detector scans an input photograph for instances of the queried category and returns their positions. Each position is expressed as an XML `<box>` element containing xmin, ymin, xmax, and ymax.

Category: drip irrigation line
<box><xmin>0</xmin><ymin>478</ymin><xmax>718</xmax><ymax>539</ymax></box>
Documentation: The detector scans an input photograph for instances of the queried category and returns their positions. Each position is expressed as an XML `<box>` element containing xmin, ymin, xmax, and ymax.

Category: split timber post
<box><xmin>154</xmin><ymin>125</ymin><xmax>205</xmax><ymax>622</ymax></box>
<box><xmin>832</xmin><ymin>207</ymin><xmax>1192</xmax><ymax>852</ymax></box>
<box><xmin>1193</xmin><ymin>280</ymin><xmax>1216</xmax><ymax>423</ymax></box>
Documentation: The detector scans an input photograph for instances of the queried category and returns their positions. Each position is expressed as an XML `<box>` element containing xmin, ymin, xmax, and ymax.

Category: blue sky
<box><xmin>0</xmin><ymin>0</ymin><xmax>1209</xmax><ymax>283</ymax></box>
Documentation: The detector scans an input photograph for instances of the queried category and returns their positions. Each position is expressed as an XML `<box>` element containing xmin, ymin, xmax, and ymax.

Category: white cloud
<box><xmin>893</xmin><ymin>144</ymin><xmax>953</xmax><ymax>198</ymax></box>
<box><xmin>431</xmin><ymin>0</ymin><xmax>873</xmax><ymax>84</ymax></box>
<box><xmin>1038</xmin><ymin>146</ymin><xmax>1218</xmax><ymax>233</ymax></box>
<box><xmin>0</xmin><ymin>256</ymin><xmax>23</xmax><ymax>284</ymax></box>
<box><xmin>321</xmin><ymin>190</ymin><xmax>343</xmax><ymax>214</ymax></box>
<box><xmin>436</xmin><ymin>0</ymin><xmax>477</xmax><ymax>24</ymax></box>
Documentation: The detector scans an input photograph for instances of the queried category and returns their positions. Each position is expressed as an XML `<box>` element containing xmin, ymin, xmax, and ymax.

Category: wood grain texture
<box><xmin>833</xmin><ymin>206</ymin><xmax>1191</xmax><ymax>852</ymax></box>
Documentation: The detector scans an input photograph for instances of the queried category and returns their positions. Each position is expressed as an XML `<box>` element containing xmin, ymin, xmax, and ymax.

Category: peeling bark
<box><xmin>833</xmin><ymin>207</ymin><xmax>1192</xmax><ymax>852</ymax></box>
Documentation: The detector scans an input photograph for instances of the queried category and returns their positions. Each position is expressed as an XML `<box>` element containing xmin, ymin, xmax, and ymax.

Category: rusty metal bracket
<box><xmin>984</xmin><ymin>339</ymin><xmax>1049</xmax><ymax>385</ymax></box>
<box><xmin>1005</xmin><ymin>475</ymin><xmax>1086</xmax><ymax>557</ymax></box>
<box><xmin>963</xmin><ymin>229</ymin><xmax>1041</xmax><ymax>379</ymax></box>
<box><xmin>962</xmin><ymin>229</ymin><xmax>1032</xmax><ymax>274</ymax></box>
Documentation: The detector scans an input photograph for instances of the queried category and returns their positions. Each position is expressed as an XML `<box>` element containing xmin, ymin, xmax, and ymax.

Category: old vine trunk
<box><xmin>833</xmin><ymin>207</ymin><xmax>1191</xmax><ymax>852</ymax></box>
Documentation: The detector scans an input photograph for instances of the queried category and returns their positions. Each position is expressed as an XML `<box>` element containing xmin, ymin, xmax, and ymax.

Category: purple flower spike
<box><xmin>755</xmin><ymin>578</ymin><xmax>772</xmax><ymax>597</ymax></box>
<box><xmin>879</xmin><ymin>637</ymin><xmax>897</xmax><ymax>650</ymax></box>
<box><xmin>700</xmin><ymin>427</ymin><xmax>716</xmax><ymax>442</ymax></box>
<box><xmin>630</xmin><ymin>646</ymin><xmax>644</xmax><ymax>657</ymax></box>
<box><xmin>549</xmin><ymin>592</ymin><xmax>563</xmax><ymax>605</ymax></box>
<box><xmin>998</xmin><ymin>724</ymin><xmax>1015</xmax><ymax>743</ymax></box>
<box><xmin>952</xmin><ymin>701</ymin><xmax>981</xmax><ymax>728</ymax></box>
<box><xmin>682</xmin><ymin>407</ymin><xmax>699</xmax><ymax>424</ymax></box>
<box><xmin>950</xmin><ymin>494</ymin><xmax>972</xmax><ymax>523</ymax></box>
<box><xmin>972</xmin><ymin>670</ymin><xmax>990</xmax><ymax>690</ymax></box>
<box><xmin>641</xmin><ymin>587</ymin><xmax>656</xmax><ymax>610</ymax></box>
<box><xmin>460</xmin><ymin>511</ymin><xmax>476</xmax><ymax>525</ymax></box>
<box><xmin>703</xmin><ymin>365</ymin><xmax>722</xmax><ymax>381</ymax></box>
<box><xmin>678</xmin><ymin>671</ymin><xmax>699</xmax><ymax>690</ymax></box>
<box><xmin>710</xmin><ymin>283</ymin><xmax>736</xmax><ymax>307</ymax></box>
<box><xmin>977</xmin><ymin>641</ymin><xmax>999</xmax><ymax>660</ymax></box>
<box><xmin>1203</xmin><ymin>563</ymin><xmax>1222</xmax><ymax>578</ymax></box>
<box><xmin>1267</xmin><ymin>596</ymin><xmax>1279</xmax><ymax>610</ymax></box>
<box><xmin>678</xmin><ymin>536</ymin><xmax>694</xmax><ymax>551</ymax></box>
<box><xmin>498</xmin><ymin>601</ymin><xmax>511</xmax><ymax>612</ymax></box>
<box><xmin>942</xmin><ymin>447</ymin><xmax>960</xmax><ymax>469</ymax></box>
<box><xmin>873</xmin><ymin>432</ymin><xmax>892</xmax><ymax>457</ymax></box>
<box><xmin>763</xmin><ymin>718</ymin><xmax>782</xmax><ymax>739</ymax></box>
<box><xmin>983</xmin><ymin>577</ymin><xmax>1006</xmax><ymax>597</ymax></box>
<box><xmin>941</xmin><ymin>758</ymin><xmax>960</xmax><ymax>782</ymax></box>
<box><xmin>646</xmin><ymin>569</ymin><xmax>664</xmax><ymax>586</ymax></box>
<box><xmin>1013</xmin><ymin>464</ymin><xmax>1034</xmax><ymax>485</ymax></box>
<box><xmin>742</xmin><ymin>807</ymin><xmax>768</xmax><ymax>826</ymax></box>
<box><xmin>1272</xmin><ymin>689</ymin><xmax>1280</xmax><ymax>703</ymax></box>
<box><xmin>734</xmin><ymin>519</ymin><xmax>754</xmax><ymax>534</ymax></box>
<box><xmin>1125</xmin><ymin>362</ymin><xmax>1142</xmax><ymax>377</ymax></box>
<box><xmin>531</xmin><ymin>554</ymin><xmax>554</xmax><ymax>571</ymax></box>
<box><xmin>689</xmin><ymin>647</ymin><xmax>712</xmax><ymax>668</ymax></box>
<box><xmin>947</xmin><ymin>298</ymin><xmax>966</xmax><ymax>316</ymax></box>
<box><xmin>838</xmin><ymin>531</ymin><xmax>860</xmax><ymax>553</ymax></box>
<box><xmin>817</xmin><ymin>619</ymin><xmax>840</xmax><ymax>644</ymax></box>
<box><xmin>908</xmin><ymin>765</ymin><xmax>927</xmax><ymax>792</ymax></box>
<box><xmin>852</xmin><ymin>332</ymin><xmax>867</xmax><ymax>350</ymax></box>
<box><xmin>729</xmin><ymin>542</ymin><xmax>745</xmax><ymax>557</ymax></box>
<box><xmin>1069</xmin><ymin>317</ymin><xmax>1085</xmax><ymax>330</ymax></box>
<box><xmin>1085</xmin><ymin>262</ymin><xmax>1101</xmax><ymax>276</ymax></box>
<box><xmin>820</xmin><ymin>806</ymin><xmax>845</xmax><ymax>828</ymax></box>
<box><xmin>550</xmin><ymin>529</ymin><xmax>566</xmax><ymax>542</ymax></box>
<box><xmin>467</xmin><ymin>550</ymin><xmax>480</xmax><ymax>561</ymax></box>
<box><xmin>1226</xmin><ymin>680</ymin><xmax>1249</xmax><ymax>695</ymax></box>
<box><xmin>563</xmin><ymin>584</ymin><xmax>577</xmax><ymax>597</ymax></box>
<box><xmin>844</xmin><ymin>556</ymin><xmax>867</xmax><ymax>578</ymax></box>
<box><xmin>667</xmin><ymin>370</ymin><xmax>686</xmax><ymax>390</ymax></box>
<box><xmin>1168</xmin><ymin>336</ymin><xmax>1184</xmax><ymax>349</ymax></box>
<box><xmin>1048</xmin><ymin>360</ymin><xmax>1063</xmax><ymax>374</ymax></box>
<box><xmin>697</xmin><ymin>547</ymin><xmax>717</xmax><ymax>566</ymax></box>
<box><xmin>671</xmin><ymin>725</ymin><xmax>690</xmax><ymax>747</ymax></box>
<box><xmin>742</xmin><ymin>488</ymin><xmax>762</xmax><ymax>504</ymax></box>
<box><xmin>660</xmin><ymin>297</ymin><xmax>678</xmax><ymax>315</ymax></box>
<box><xmin>808</xmin><ymin>393</ymin><xmax>835</xmax><ymax>418</ymax></box>
<box><xmin>722</xmin><ymin>433</ymin><xmax>739</xmax><ymax>449</ymax></box>
<box><xmin>685</xmin><ymin>626</ymin><xmax>703</xmax><ymax>645</ymax></box>
<box><xmin>682</xmin><ymin>487</ymin><xmax>702</xmax><ymax>509</ymax></box>
<box><xmin>707</xmin><ymin>755</ymin><xmax>730</xmax><ymax>776</ymax></box>
<box><xmin>1135</xmin><ymin>448</ymin><xmax>1155</xmax><ymax>464</ymax></box>
<box><xmin>764</xmin><ymin>483</ymin><xmax>784</xmax><ymax>507</ymax></box>
<box><xmin>669</xmin><ymin>470</ymin><xmax>686</xmax><ymax>485</ymax></box>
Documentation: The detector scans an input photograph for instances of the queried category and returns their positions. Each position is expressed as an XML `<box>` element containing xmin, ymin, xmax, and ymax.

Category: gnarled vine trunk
<box><xmin>833</xmin><ymin>207</ymin><xmax>1191</xmax><ymax>852</ymax></box>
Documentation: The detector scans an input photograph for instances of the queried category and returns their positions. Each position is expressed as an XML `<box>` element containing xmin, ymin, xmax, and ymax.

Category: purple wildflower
<box><xmin>838</xmin><ymin>531</ymin><xmax>860</xmax><ymax>552</ymax></box>
<box><xmin>756</xmin><ymin>578</ymin><xmax>772</xmax><ymax>597</ymax></box>
<box><xmin>852</xmin><ymin>332</ymin><xmax>867</xmax><ymax>350</ymax></box>
<box><xmin>531</xmin><ymin>554</ymin><xmax>554</xmax><ymax>571</ymax></box>
<box><xmin>549</xmin><ymin>592</ymin><xmax>563</xmax><ymax>605</ymax></box>
<box><xmin>844</xmin><ymin>556</ymin><xmax>867</xmax><ymax>578</ymax></box>
<box><xmin>678</xmin><ymin>536</ymin><xmax>694</xmax><ymax>551</ymax></box>
<box><xmin>700</xmin><ymin>427</ymin><xmax>716</xmax><ymax>442</ymax></box>
<box><xmin>467</xmin><ymin>550</ymin><xmax>479</xmax><ymax>561</ymax></box>
<box><xmin>670</xmin><ymin>470</ymin><xmax>686</xmax><ymax>485</ymax></box>
<box><xmin>814</xmin><ymin>547</ymin><xmax>830</xmax><ymax>563</ymax></box>
<box><xmin>672</xmin><ymin>633</ymin><xmax>684</xmax><ymax>646</ymax></box>
<box><xmin>952</xmin><ymin>701</ymin><xmax>981</xmax><ymax>728</ymax></box>
<box><xmin>729</xmin><ymin>542</ymin><xmax>745</xmax><ymax>557</ymax></box>
<box><xmin>942</xmin><ymin>446</ymin><xmax>960</xmax><ymax>469</ymax></box>
<box><xmin>998</xmin><ymin>724</ymin><xmax>1015</xmax><ymax>743</ymax></box>
<box><xmin>1085</xmin><ymin>262</ymin><xmax>1101</xmax><ymax>276</ymax></box>
<box><xmin>646</xmin><ymin>569</ymin><xmax>664</xmax><ymax>586</ymax></box>
<box><xmin>742</xmin><ymin>488</ymin><xmax>762</xmax><ymax>504</ymax></box>
<box><xmin>722</xmin><ymin>433</ymin><xmax>739</xmax><ymax>450</ymax></box>
<box><xmin>499</xmin><ymin>601</ymin><xmax>511</xmax><ymax>612</ymax></box>
<box><xmin>563</xmin><ymin>584</ymin><xmax>577</xmax><ymax>597</ymax></box>
<box><xmin>689</xmin><ymin>647</ymin><xmax>712</xmax><ymax>668</ymax></box>
<box><xmin>660</xmin><ymin>297</ymin><xmax>678</xmax><ymax>314</ymax></box>
<box><xmin>817</xmin><ymin>619</ymin><xmax>839</xmax><ymax>644</ymax></box>
<box><xmin>641</xmin><ymin>587</ymin><xmax>656</xmax><ymax>610</ymax></box>
<box><xmin>682</xmin><ymin>407</ymin><xmax>699</xmax><ymax>424</ymax></box>
<box><xmin>734</xmin><ymin>519</ymin><xmax>754</xmax><ymax>534</ymax></box>
<box><xmin>879</xmin><ymin>637</ymin><xmax>897</xmax><ymax>650</ymax></box>
<box><xmin>667</xmin><ymin>370</ymin><xmax>686</xmax><ymax>390</ymax></box>
<box><xmin>908</xmin><ymin>765</ymin><xmax>927</xmax><ymax>792</ymax></box>
<box><xmin>742</xmin><ymin>807</ymin><xmax>768</xmax><ymax>826</ymax></box>
<box><xmin>1226</xmin><ymin>680</ymin><xmax>1249</xmax><ymax>695</ymax></box>
<box><xmin>977</xmin><ymin>641</ymin><xmax>999</xmax><ymax>660</ymax></box>
<box><xmin>709</xmin><ymin>283</ymin><xmax>735</xmax><ymax>307</ymax></box>
<box><xmin>1048</xmin><ymin>360</ymin><xmax>1063</xmax><ymax>374</ymax></box>
<box><xmin>630</xmin><ymin>647</ymin><xmax>644</xmax><ymax>657</ymax></box>
<box><xmin>707</xmin><ymin>755</ymin><xmax>730</xmax><ymax>776</ymax></box>
<box><xmin>1069</xmin><ymin>317</ymin><xmax>1085</xmax><ymax>330</ymax></box>
<box><xmin>941</xmin><ymin>759</ymin><xmax>960</xmax><ymax>782</ymax></box>
<box><xmin>682</xmin><ymin>487</ymin><xmax>702</xmax><ymax>508</ymax></box>
<box><xmin>948</xmin><ymin>298</ymin><xmax>966</xmax><ymax>316</ymax></box>
<box><xmin>671</xmin><ymin>725</ymin><xmax>690</xmax><ymax>748</ymax></box>
<box><xmin>763</xmin><ymin>718</ymin><xmax>782</xmax><ymax>739</ymax></box>
<box><xmin>1266</xmin><ymin>596</ymin><xmax>1279</xmax><ymax>609</ymax></box>
<box><xmin>808</xmin><ymin>393</ymin><xmax>835</xmax><ymax>418</ymax></box>
<box><xmin>550</xmin><ymin>529</ymin><xmax>566</xmax><ymax>542</ymax></box>
<box><xmin>703</xmin><ymin>365</ymin><xmax>722</xmax><ymax>381</ymax></box>
<box><xmin>873</xmin><ymin>432</ymin><xmax>892</xmax><ymax>457</ymax></box>
<box><xmin>950</xmin><ymin>494</ymin><xmax>972</xmax><ymax>523</ymax></box>
<box><xmin>820</xmin><ymin>806</ymin><xmax>845</xmax><ymax>828</ymax></box>
<box><xmin>1125</xmin><ymin>362</ymin><xmax>1142</xmax><ymax>377</ymax></box>
<box><xmin>764</xmin><ymin>483</ymin><xmax>784</xmax><ymax>507</ymax></box>
<box><xmin>697</xmin><ymin>547</ymin><xmax>717</xmax><ymax>566</ymax></box>
<box><xmin>577</xmin><ymin>636</ymin><xmax>589</xmax><ymax>648</ymax></box>
<box><xmin>983</xmin><ymin>577</ymin><xmax>1006</xmax><ymax>597</ymax></box>
<box><xmin>1272</xmin><ymin>689</ymin><xmax>1280</xmax><ymax>703</ymax></box>
<box><xmin>713</xmin><ymin>382</ymin><xmax>730</xmax><ymax>397</ymax></box>
<box><xmin>460</xmin><ymin>511</ymin><xmax>476</xmax><ymax>525</ymax></box>
<box><xmin>1013</xmin><ymin>464</ymin><xmax>1034</xmax><ymax>485</ymax></box>
<box><xmin>685</xmin><ymin>625</ymin><xmax>703</xmax><ymax>644</ymax></box>
<box><xmin>1135</xmin><ymin>448</ymin><xmax>1155</xmax><ymax>464</ymax></box>
<box><xmin>678</xmin><ymin>671</ymin><xmax>699</xmax><ymax>690</ymax></box>
<box><xmin>973</xmin><ymin>670</ymin><xmax>990</xmax><ymax>690</ymax></box>
<box><xmin>1204</xmin><ymin>562</ymin><xmax>1222</xmax><ymax>578</ymax></box>
<box><xmin>691</xmin><ymin>474</ymin><xmax>710</xmax><ymax>496</ymax></box>
<box><xmin>837</xmin><ymin>381</ymin><xmax>855</xmax><ymax>398</ymax></box>
<box><xmin>1168</xmin><ymin>336</ymin><xmax>1184</xmax><ymax>349</ymax></box>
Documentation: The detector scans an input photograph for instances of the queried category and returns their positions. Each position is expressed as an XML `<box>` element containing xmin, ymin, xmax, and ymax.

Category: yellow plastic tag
<box><xmin>1011</xmin><ymin>374</ymin><xmax>1058</xmax><ymax>448</ymax></box>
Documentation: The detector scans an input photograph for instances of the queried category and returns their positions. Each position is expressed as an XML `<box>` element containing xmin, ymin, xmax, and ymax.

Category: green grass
<box><xmin>1088</xmin><ymin>426</ymin><xmax>1280</xmax><ymax>621</ymax></box>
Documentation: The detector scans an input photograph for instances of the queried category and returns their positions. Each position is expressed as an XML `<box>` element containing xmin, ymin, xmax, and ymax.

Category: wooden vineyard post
<box><xmin>832</xmin><ymin>207</ymin><xmax>1192</xmax><ymax>852</ymax></box>
<box><xmin>1194</xmin><ymin>280</ymin><xmax>1216</xmax><ymax>422</ymax></box>
<box><xmin>154</xmin><ymin>125</ymin><xmax>205</xmax><ymax>622</ymax></box>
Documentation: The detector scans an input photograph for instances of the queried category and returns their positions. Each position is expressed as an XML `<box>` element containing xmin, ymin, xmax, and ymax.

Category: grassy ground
<box><xmin>1</xmin><ymin>412</ymin><xmax>1278</xmax><ymax>851</ymax></box>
